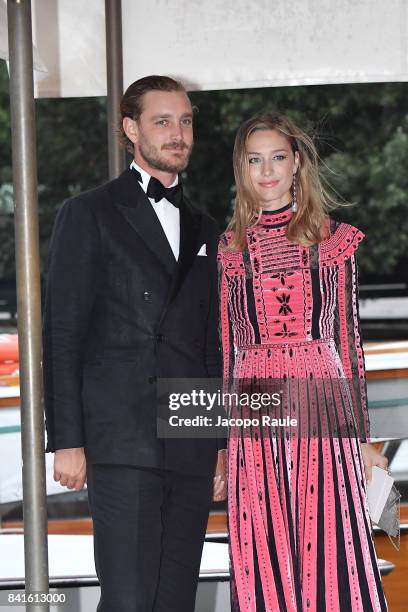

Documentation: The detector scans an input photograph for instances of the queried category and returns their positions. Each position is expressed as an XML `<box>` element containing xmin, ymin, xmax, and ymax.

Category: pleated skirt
<box><xmin>227</xmin><ymin>340</ymin><xmax>388</xmax><ymax>612</ymax></box>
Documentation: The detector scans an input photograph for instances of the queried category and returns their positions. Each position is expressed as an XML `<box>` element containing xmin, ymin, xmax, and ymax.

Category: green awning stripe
<box><xmin>369</xmin><ymin>398</ymin><xmax>408</xmax><ymax>409</ymax></box>
<box><xmin>0</xmin><ymin>425</ymin><xmax>21</xmax><ymax>434</ymax></box>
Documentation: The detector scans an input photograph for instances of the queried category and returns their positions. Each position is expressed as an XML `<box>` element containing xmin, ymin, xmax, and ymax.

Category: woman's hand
<box><xmin>213</xmin><ymin>449</ymin><xmax>228</xmax><ymax>502</ymax></box>
<box><xmin>360</xmin><ymin>442</ymin><xmax>388</xmax><ymax>483</ymax></box>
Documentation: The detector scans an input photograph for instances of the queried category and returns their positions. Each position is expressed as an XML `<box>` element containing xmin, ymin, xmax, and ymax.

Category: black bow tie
<box><xmin>146</xmin><ymin>176</ymin><xmax>183</xmax><ymax>208</ymax></box>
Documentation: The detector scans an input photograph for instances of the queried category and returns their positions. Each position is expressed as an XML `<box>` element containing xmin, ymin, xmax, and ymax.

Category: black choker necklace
<box><xmin>261</xmin><ymin>202</ymin><xmax>292</xmax><ymax>215</ymax></box>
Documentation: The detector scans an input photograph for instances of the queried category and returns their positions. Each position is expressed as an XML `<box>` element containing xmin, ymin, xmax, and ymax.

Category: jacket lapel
<box><xmin>111</xmin><ymin>169</ymin><xmax>177</xmax><ymax>277</ymax></box>
<box><xmin>110</xmin><ymin>170</ymin><xmax>202</xmax><ymax>313</ymax></box>
<box><xmin>167</xmin><ymin>197</ymin><xmax>202</xmax><ymax>305</ymax></box>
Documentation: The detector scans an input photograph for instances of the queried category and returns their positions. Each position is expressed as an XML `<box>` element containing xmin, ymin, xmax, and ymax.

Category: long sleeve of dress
<box><xmin>217</xmin><ymin>237</ymin><xmax>235</xmax><ymax>385</ymax></box>
<box><xmin>335</xmin><ymin>247</ymin><xmax>370</xmax><ymax>442</ymax></box>
<box><xmin>204</xmin><ymin>219</ymin><xmax>223</xmax><ymax>378</ymax></box>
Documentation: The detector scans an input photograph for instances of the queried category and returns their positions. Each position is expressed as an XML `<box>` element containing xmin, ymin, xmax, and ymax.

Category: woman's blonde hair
<box><xmin>227</xmin><ymin>111</ymin><xmax>335</xmax><ymax>250</ymax></box>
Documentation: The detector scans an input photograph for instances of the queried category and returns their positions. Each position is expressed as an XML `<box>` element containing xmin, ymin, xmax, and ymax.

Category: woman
<box><xmin>218</xmin><ymin>111</ymin><xmax>388</xmax><ymax>611</ymax></box>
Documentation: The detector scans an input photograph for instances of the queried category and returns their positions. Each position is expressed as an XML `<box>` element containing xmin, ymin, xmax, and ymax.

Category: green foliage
<box><xmin>0</xmin><ymin>60</ymin><xmax>108</xmax><ymax>280</ymax></box>
<box><xmin>326</xmin><ymin>113</ymin><xmax>408</xmax><ymax>277</ymax></box>
<box><xmin>1</xmin><ymin>59</ymin><xmax>407</xmax><ymax>283</ymax></box>
<box><xmin>0</xmin><ymin>63</ymin><xmax>13</xmax><ymax>279</ymax></box>
<box><xmin>35</xmin><ymin>93</ymin><xmax>108</xmax><ymax>268</ymax></box>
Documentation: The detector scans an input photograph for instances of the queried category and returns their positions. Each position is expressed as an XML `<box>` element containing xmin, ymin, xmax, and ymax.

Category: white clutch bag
<box><xmin>367</xmin><ymin>465</ymin><xmax>401</xmax><ymax>550</ymax></box>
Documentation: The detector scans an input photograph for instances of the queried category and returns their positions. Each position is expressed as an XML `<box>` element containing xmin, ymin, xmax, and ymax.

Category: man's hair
<box><xmin>119</xmin><ymin>75</ymin><xmax>187</xmax><ymax>153</ymax></box>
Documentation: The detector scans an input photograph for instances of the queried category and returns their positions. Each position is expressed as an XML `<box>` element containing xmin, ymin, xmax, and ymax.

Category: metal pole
<box><xmin>7</xmin><ymin>1</ymin><xmax>49</xmax><ymax>610</ymax></box>
<box><xmin>105</xmin><ymin>0</ymin><xmax>125</xmax><ymax>179</ymax></box>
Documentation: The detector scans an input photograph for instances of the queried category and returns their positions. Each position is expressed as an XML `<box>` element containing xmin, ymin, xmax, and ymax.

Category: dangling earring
<box><xmin>292</xmin><ymin>173</ymin><xmax>298</xmax><ymax>212</ymax></box>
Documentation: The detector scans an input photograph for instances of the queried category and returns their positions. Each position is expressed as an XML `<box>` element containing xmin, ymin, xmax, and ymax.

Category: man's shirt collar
<box><xmin>130</xmin><ymin>160</ymin><xmax>178</xmax><ymax>194</ymax></box>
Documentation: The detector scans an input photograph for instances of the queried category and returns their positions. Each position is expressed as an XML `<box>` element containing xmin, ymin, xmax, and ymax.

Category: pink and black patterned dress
<box><xmin>218</xmin><ymin>203</ymin><xmax>387</xmax><ymax>612</ymax></box>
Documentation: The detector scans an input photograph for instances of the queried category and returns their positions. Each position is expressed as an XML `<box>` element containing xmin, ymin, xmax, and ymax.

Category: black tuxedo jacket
<box><xmin>43</xmin><ymin>169</ymin><xmax>222</xmax><ymax>476</ymax></box>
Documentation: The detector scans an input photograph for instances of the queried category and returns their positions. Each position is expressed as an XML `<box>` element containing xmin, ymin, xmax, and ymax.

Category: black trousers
<box><xmin>86</xmin><ymin>464</ymin><xmax>213</xmax><ymax>612</ymax></box>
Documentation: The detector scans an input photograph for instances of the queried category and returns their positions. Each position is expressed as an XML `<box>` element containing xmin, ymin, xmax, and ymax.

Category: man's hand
<box><xmin>360</xmin><ymin>442</ymin><xmax>388</xmax><ymax>483</ymax></box>
<box><xmin>54</xmin><ymin>447</ymin><xmax>87</xmax><ymax>490</ymax></box>
<box><xmin>213</xmin><ymin>449</ymin><xmax>227</xmax><ymax>502</ymax></box>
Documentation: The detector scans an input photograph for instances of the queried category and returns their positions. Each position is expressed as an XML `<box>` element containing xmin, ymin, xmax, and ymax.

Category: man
<box><xmin>43</xmin><ymin>75</ymin><xmax>226</xmax><ymax>612</ymax></box>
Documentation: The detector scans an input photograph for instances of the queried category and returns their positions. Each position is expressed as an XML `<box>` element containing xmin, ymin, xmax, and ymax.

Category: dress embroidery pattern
<box><xmin>218</xmin><ymin>204</ymin><xmax>387</xmax><ymax>612</ymax></box>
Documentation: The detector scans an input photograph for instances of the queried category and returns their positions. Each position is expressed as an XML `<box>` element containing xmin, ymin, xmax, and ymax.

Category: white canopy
<box><xmin>1</xmin><ymin>0</ymin><xmax>408</xmax><ymax>97</ymax></box>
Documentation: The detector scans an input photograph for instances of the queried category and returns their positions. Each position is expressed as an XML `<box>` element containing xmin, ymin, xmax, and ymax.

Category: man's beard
<box><xmin>138</xmin><ymin>135</ymin><xmax>193</xmax><ymax>173</ymax></box>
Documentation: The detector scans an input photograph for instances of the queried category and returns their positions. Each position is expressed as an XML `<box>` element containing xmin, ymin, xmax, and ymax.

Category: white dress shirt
<box><xmin>130</xmin><ymin>160</ymin><xmax>180</xmax><ymax>261</ymax></box>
